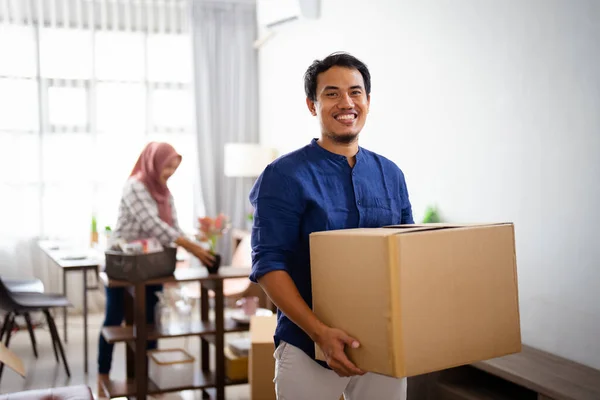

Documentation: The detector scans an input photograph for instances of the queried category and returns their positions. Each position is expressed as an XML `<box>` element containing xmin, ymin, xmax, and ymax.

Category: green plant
<box><xmin>422</xmin><ymin>205</ymin><xmax>441</xmax><ymax>223</ymax></box>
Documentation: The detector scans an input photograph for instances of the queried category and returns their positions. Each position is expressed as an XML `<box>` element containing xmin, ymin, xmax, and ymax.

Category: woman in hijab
<box><xmin>97</xmin><ymin>142</ymin><xmax>215</xmax><ymax>391</ymax></box>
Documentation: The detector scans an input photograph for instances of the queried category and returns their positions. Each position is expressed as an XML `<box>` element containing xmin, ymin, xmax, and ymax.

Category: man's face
<box><xmin>307</xmin><ymin>66</ymin><xmax>370</xmax><ymax>144</ymax></box>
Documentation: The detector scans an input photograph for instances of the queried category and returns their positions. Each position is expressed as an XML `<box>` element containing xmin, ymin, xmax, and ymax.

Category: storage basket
<box><xmin>104</xmin><ymin>246</ymin><xmax>177</xmax><ymax>282</ymax></box>
<box><xmin>148</xmin><ymin>348</ymin><xmax>195</xmax><ymax>389</ymax></box>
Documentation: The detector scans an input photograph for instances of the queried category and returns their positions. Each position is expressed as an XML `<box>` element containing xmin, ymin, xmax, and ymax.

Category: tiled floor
<box><xmin>0</xmin><ymin>311</ymin><xmax>251</xmax><ymax>399</ymax></box>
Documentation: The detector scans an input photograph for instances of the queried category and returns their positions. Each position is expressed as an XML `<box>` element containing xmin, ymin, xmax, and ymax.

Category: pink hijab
<box><xmin>130</xmin><ymin>142</ymin><xmax>182</xmax><ymax>226</ymax></box>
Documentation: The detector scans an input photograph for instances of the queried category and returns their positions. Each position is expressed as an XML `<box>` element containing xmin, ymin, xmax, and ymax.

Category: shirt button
<box><xmin>357</xmin><ymin>201</ymin><xmax>361</xmax><ymax>205</ymax></box>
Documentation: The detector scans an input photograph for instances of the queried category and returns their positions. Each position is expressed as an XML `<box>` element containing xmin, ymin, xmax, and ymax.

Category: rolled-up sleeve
<box><xmin>248</xmin><ymin>164</ymin><xmax>304</xmax><ymax>283</ymax></box>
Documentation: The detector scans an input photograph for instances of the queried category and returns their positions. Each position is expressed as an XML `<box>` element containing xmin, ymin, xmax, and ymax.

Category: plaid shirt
<box><xmin>112</xmin><ymin>178</ymin><xmax>184</xmax><ymax>246</ymax></box>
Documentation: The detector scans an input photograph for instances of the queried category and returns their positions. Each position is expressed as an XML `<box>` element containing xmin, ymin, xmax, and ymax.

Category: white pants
<box><xmin>274</xmin><ymin>341</ymin><xmax>407</xmax><ymax>400</ymax></box>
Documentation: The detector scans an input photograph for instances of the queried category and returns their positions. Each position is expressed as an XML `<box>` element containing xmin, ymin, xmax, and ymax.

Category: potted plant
<box><xmin>422</xmin><ymin>205</ymin><xmax>442</xmax><ymax>223</ymax></box>
<box><xmin>197</xmin><ymin>213</ymin><xmax>230</xmax><ymax>274</ymax></box>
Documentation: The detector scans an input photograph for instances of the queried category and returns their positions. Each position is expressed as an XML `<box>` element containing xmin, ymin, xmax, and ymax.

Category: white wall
<box><xmin>258</xmin><ymin>0</ymin><xmax>600</xmax><ymax>369</ymax></box>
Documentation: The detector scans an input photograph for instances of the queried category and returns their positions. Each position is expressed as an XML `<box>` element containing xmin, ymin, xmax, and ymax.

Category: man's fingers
<box><xmin>330</xmin><ymin>362</ymin><xmax>350</xmax><ymax>377</ymax></box>
<box><xmin>340</xmin><ymin>332</ymin><xmax>360</xmax><ymax>349</ymax></box>
<box><xmin>335</xmin><ymin>352</ymin><xmax>364</xmax><ymax>376</ymax></box>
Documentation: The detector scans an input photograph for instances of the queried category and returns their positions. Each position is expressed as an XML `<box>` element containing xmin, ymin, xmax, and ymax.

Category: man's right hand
<box><xmin>315</xmin><ymin>326</ymin><xmax>365</xmax><ymax>377</ymax></box>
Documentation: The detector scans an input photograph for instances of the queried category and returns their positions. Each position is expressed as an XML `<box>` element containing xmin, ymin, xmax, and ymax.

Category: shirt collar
<box><xmin>309</xmin><ymin>138</ymin><xmax>364</xmax><ymax>163</ymax></box>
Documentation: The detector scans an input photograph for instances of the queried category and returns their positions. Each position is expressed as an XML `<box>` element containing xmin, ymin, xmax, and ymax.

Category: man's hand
<box><xmin>315</xmin><ymin>326</ymin><xmax>365</xmax><ymax>377</ymax></box>
<box><xmin>257</xmin><ymin>271</ymin><xmax>365</xmax><ymax>377</ymax></box>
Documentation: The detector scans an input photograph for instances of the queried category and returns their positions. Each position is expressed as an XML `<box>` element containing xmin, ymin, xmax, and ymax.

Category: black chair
<box><xmin>0</xmin><ymin>277</ymin><xmax>71</xmax><ymax>381</ymax></box>
<box><xmin>1</xmin><ymin>278</ymin><xmax>45</xmax><ymax>358</ymax></box>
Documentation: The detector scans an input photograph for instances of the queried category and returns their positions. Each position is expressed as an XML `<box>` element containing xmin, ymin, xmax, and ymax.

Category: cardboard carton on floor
<box><xmin>249</xmin><ymin>315</ymin><xmax>277</xmax><ymax>400</ymax></box>
<box><xmin>0</xmin><ymin>342</ymin><xmax>25</xmax><ymax>377</ymax></box>
<box><xmin>310</xmin><ymin>223</ymin><xmax>521</xmax><ymax>378</ymax></box>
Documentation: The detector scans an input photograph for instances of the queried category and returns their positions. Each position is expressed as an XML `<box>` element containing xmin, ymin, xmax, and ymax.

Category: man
<box><xmin>249</xmin><ymin>52</ymin><xmax>414</xmax><ymax>400</ymax></box>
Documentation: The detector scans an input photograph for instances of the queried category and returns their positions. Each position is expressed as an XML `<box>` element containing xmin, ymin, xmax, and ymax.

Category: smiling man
<box><xmin>249</xmin><ymin>52</ymin><xmax>414</xmax><ymax>399</ymax></box>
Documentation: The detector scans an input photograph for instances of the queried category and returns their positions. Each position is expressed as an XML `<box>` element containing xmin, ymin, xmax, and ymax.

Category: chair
<box><xmin>1</xmin><ymin>278</ymin><xmax>45</xmax><ymax>358</ymax></box>
<box><xmin>0</xmin><ymin>277</ymin><xmax>71</xmax><ymax>381</ymax></box>
<box><xmin>0</xmin><ymin>385</ymin><xmax>93</xmax><ymax>400</ymax></box>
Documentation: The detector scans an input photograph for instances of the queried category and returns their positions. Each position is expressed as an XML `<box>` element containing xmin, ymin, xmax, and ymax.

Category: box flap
<box><xmin>0</xmin><ymin>343</ymin><xmax>25</xmax><ymax>377</ymax></box>
<box><xmin>251</xmin><ymin>315</ymin><xmax>277</xmax><ymax>344</ymax></box>
<box><xmin>383</xmin><ymin>223</ymin><xmax>513</xmax><ymax>234</ymax></box>
<box><xmin>310</xmin><ymin>223</ymin><xmax>514</xmax><ymax>238</ymax></box>
<box><xmin>384</xmin><ymin>222</ymin><xmax>513</xmax><ymax>229</ymax></box>
<box><xmin>310</xmin><ymin>228</ymin><xmax>399</xmax><ymax>237</ymax></box>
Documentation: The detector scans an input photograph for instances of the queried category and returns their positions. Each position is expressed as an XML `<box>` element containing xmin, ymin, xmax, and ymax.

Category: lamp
<box><xmin>224</xmin><ymin>143</ymin><xmax>277</xmax><ymax>178</ymax></box>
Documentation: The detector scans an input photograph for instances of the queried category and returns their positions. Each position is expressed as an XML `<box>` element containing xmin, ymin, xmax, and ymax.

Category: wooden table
<box><xmin>38</xmin><ymin>240</ymin><xmax>102</xmax><ymax>374</ymax></box>
<box><xmin>99</xmin><ymin>266</ymin><xmax>252</xmax><ymax>400</ymax></box>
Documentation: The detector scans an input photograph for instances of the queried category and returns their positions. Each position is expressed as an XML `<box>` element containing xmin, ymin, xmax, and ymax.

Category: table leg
<box><xmin>63</xmin><ymin>270</ymin><xmax>67</xmax><ymax>343</ymax></box>
<box><xmin>214</xmin><ymin>280</ymin><xmax>225</xmax><ymax>400</ymax></box>
<box><xmin>83</xmin><ymin>268</ymin><xmax>88</xmax><ymax>374</ymax></box>
<box><xmin>200</xmin><ymin>284</ymin><xmax>209</xmax><ymax>372</ymax></box>
<box><xmin>125</xmin><ymin>287</ymin><xmax>134</xmax><ymax>379</ymax></box>
<box><xmin>134</xmin><ymin>283</ymin><xmax>148</xmax><ymax>399</ymax></box>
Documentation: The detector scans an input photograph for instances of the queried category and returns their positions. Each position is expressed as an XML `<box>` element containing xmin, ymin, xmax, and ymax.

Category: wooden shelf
<box><xmin>101</xmin><ymin>318</ymin><xmax>248</xmax><ymax>343</ymax></box>
<box><xmin>100</xmin><ymin>371</ymin><xmax>248</xmax><ymax>398</ymax></box>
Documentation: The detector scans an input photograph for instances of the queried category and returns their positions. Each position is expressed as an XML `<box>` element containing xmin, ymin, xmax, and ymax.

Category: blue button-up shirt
<box><xmin>249</xmin><ymin>138</ymin><xmax>414</xmax><ymax>363</ymax></box>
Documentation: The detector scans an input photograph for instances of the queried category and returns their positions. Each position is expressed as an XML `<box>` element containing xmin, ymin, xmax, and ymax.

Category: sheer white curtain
<box><xmin>191</xmin><ymin>0</ymin><xmax>259</xmax><ymax>263</ymax></box>
<box><xmin>0</xmin><ymin>0</ymin><xmax>201</xmax><ymax>312</ymax></box>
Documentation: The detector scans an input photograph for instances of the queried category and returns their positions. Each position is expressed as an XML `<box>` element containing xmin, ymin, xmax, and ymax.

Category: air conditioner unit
<box><xmin>255</xmin><ymin>0</ymin><xmax>321</xmax><ymax>48</ymax></box>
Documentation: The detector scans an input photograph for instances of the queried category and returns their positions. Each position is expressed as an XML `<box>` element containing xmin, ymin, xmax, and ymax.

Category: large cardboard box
<box><xmin>310</xmin><ymin>223</ymin><xmax>521</xmax><ymax>378</ymax></box>
<box><xmin>249</xmin><ymin>315</ymin><xmax>277</xmax><ymax>400</ymax></box>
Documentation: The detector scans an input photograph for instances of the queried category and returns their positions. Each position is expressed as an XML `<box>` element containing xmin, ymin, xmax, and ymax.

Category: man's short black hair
<box><xmin>304</xmin><ymin>52</ymin><xmax>371</xmax><ymax>102</ymax></box>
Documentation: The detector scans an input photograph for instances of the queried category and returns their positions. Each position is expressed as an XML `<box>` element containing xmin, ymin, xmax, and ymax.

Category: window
<box><xmin>0</xmin><ymin>0</ymin><xmax>197</xmax><ymax>246</ymax></box>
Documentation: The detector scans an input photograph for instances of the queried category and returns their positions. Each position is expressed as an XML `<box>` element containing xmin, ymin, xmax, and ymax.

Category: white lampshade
<box><xmin>224</xmin><ymin>143</ymin><xmax>277</xmax><ymax>178</ymax></box>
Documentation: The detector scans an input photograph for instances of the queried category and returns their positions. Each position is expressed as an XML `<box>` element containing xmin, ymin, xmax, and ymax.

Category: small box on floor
<box><xmin>0</xmin><ymin>343</ymin><xmax>25</xmax><ymax>377</ymax></box>
<box><xmin>310</xmin><ymin>223</ymin><xmax>522</xmax><ymax>378</ymax></box>
<box><xmin>249</xmin><ymin>315</ymin><xmax>277</xmax><ymax>400</ymax></box>
<box><xmin>225</xmin><ymin>344</ymin><xmax>249</xmax><ymax>381</ymax></box>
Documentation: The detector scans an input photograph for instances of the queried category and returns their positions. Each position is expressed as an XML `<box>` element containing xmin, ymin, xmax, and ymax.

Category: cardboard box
<box><xmin>310</xmin><ymin>223</ymin><xmax>521</xmax><ymax>378</ymax></box>
<box><xmin>0</xmin><ymin>342</ymin><xmax>25</xmax><ymax>377</ymax></box>
<box><xmin>249</xmin><ymin>315</ymin><xmax>277</xmax><ymax>400</ymax></box>
<box><xmin>225</xmin><ymin>346</ymin><xmax>249</xmax><ymax>381</ymax></box>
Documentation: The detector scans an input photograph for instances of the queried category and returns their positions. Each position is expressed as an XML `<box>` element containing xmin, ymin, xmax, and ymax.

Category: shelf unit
<box><xmin>101</xmin><ymin>318</ymin><xmax>248</xmax><ymax>343</ymax></box>
<box><xmin>100</xmin><ymin>369</ymin><xmax>248</xmax><ymax>398</ymax></box>
<box><xmin>99</xmin><ymin>267</ymin><xmax>252</xmax><ymax>400</ymax></box>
